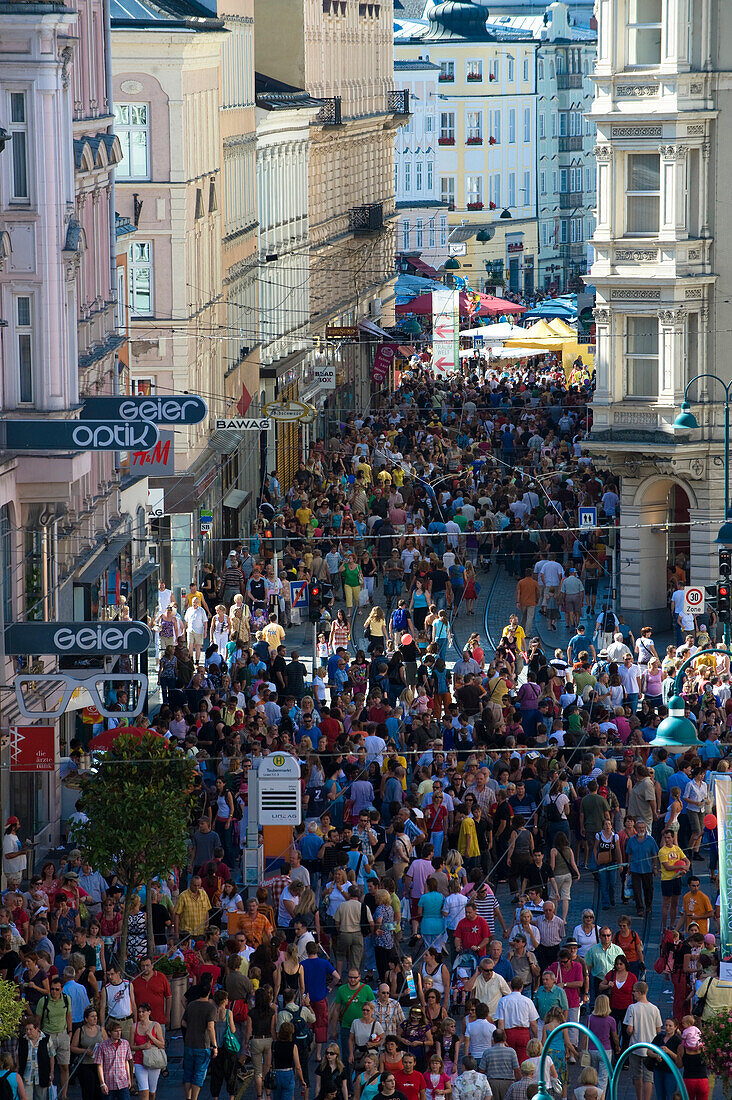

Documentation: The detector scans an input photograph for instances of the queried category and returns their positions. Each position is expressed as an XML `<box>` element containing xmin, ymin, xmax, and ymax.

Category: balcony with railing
<box><xmin>388</xmin><ymin>89</ymin><xmax>410</xmax><ymax>115</ymax></box>
<box><xmin>558</xmin><ymin>135</ymin><xmax>583</xmax><ymax>152</ymax></box>
<box><xmin>349</xmin><ymin>202</ymin><xmax>384</xmax><ymax>234</ymax></box>
<box><xmin>559</xmin><ymin>191</ymin><xmax>584</xmax><ymax>209</ymax></box>
<box><xmin>316</xmin><ymin>97</ymin><xmax>342</xmax><ymax>125</ymax></box>
<box><xmin>557</xmin><ymin>72</ymin><xmax>584</xmax><ymax>90</ymax></box>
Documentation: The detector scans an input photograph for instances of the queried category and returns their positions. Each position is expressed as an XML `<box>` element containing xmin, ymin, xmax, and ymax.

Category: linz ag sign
<box><xmin>5</xmin><ymin>621</ymin><xmax>153</xmax><ymax>656</ymax></box>
<box><xmin>81</xmin><ymin>396</ymin><xmax>208</xmax><ymax>425</ymax></box>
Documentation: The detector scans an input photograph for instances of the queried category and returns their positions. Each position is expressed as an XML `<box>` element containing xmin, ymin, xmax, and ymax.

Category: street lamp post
<box><xmin>673</xmin><ymin>372</ymin><xmax>732</xmax><ymax>544</ymax></box>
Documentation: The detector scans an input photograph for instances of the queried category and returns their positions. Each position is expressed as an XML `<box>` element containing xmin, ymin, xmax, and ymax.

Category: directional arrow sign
<box><xmin>433</xmin><ymin>357</ymin><xmax>451</xmax><ymax>371</ymax></box>
<box><xmin>434</xmin><ymin>325</ymin><xmax>452</xmax><ymax>339</ymax></box>
<box><xmin>2</xmin><ymin>420</ymin><xmax>159</xmax><ymax>451</ymax></box>
<box><xmin>80</xmin><ymin>395</ymin><xmax>208</xmax><ymax>425</ymax></box>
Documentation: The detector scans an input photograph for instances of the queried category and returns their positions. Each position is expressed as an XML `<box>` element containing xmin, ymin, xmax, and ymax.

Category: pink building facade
<box><xmin>0</xmin><ymin>0</ymin><xmax>137</xmax><ymax>848</ymax></box>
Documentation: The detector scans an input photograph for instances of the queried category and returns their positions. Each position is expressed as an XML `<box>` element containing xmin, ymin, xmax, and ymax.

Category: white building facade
<box><xmin>393</xmin><ymin>57</ymin><xmax>450</xmax><ymax>272</ymax></box>
<box><xmin>586</xmin><ymin>0</ymin><xmax>727</xmax><ymax>629</ymax></box>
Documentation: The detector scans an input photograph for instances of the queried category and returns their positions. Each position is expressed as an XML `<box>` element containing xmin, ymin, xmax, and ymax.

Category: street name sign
<box><xmin>5</xmin><ymin>621</ymin><xmax>153</xmax><ymax>655</ymax></box>
<box><xmin>2</xmin><ymin>420</ymin><xmax>159</xmax><ymax>451</ymax></box>
<box><xmin>214</xmin><ymin>418</ymin><xmax>271</xmax><ymax>431</ymax></box>
<box><xmin>81</xmin><ymin>396</ymin><xmax>208</xmax><ymax>424</ymax></box>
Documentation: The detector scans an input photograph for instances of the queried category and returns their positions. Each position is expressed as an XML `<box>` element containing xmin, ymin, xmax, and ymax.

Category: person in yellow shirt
<box><xmin>382</xmin><ymin>748</ymin><xmax>408</xmax><ymax>790</ymax></box>
<box><xmin>391</xmin><ymin>467</ymin><xmax>405</xmax><ymax>488</ymax></box>
<box><xmin>659</xmin><ymin>827</ymin><xmax>689</xmax><ymax>930</ymax></box>
<box><xmin>184</xmin><ymin>582</ymin><xmax>208</xmax><ymax>611</ymax></box>
<box><xmin>501</xmin><ymin>614</ymin><xmax>526</xmax><ymax>653</ymax></box>
<box><xmin>296</xmin><ymin>504</ymin><xmax>312</xmax><ymax>528</ymax></box>
<box><xmin>677</xmin><ymin>876</ymin><xmax>715</xmax><ymax>935</ymax></box>
<box><xmin>376</xmin><ymin>468</ymin><xmax>392</xmax><ymax>488</ymax></box>
<box><xmin>262</xmin><ymin>613</ymin><xmax>286</xmax><ymax>654</ymax></box>
<box><xmin>355</xmin><ymin>460</ymin><xmax>372</xmax><ymax>484</ymax></box>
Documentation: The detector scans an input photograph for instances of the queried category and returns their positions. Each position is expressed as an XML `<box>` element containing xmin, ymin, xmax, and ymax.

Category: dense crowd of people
<box><xmin>2</xmin><ymin>354</ymin><xmax>730</xmax><ymax>1100</ymax></box>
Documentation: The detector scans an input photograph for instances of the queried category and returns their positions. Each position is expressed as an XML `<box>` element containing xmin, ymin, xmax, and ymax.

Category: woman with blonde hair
<box><xmin>293</xmin><ymin>886</ymin><xmax>320</xmax><ymax>936</ymax></box>
<box><xmin>364</xmin><ymin>605</ymin><xmax>388</xmax><ymax>654</ymax></box>
<box><xmin>582</xmin><ymin>993</ymin><xmax>618</xmax><ymax>1095</ymax></box>
<box><xmin>209</xmin><ymin>604</ymin><xmax>230</xmax><ymax>656</ymax></box>
<box><xmin>444</xmin><ymin>849</ymin><xmax>466</xmax><ymax>887</ymax></box>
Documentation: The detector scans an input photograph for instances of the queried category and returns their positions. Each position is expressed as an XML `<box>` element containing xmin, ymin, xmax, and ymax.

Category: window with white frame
<box><xmin>415</xmin><ymin>218</ymin><xmax>424</xmax><ymax>248</ymax></box>
<box><xmin>523</xmin><ymin>170</ymin><xmax>531</xmax><ymax>205</ymax></box>
<box><xmin>405</xmin><ymin>162</ymin><xmax>411</xmax><ymax>191</ymax></box>
<box><xmin>523</xmin><ymin>55</ymin><xmax>530</xmax><ymax>82</ymax></box>
<box><xmin>508</xmin><ymin>109</ymin><xmax>516</xmax><ymax>143</ymax></box>
<box><xmin>508</xmin><ymin>173</ymin><xmax>516</xmax><ymax>207</ymax></box>
<box><xmin>539</xmin><ymin>113</ymin><xmax>546</xmax><ymax>139</ymax></box>
<box><xmin>489</xmin><ymin>58</ymin><xmax>500</xmax><ymax>81</ymax></box>
<box><xmin>552</xmin><ymin>171</ymin><xmax>558</xmax><ymax>193</ymax></box>
<box><xmin>626</xmin><ymin>152</ymin><xmax>660</xmax><ymax>235</ymax></box>
<box><xmin>491</xmin><ymin>109</ymin><xmax>501</xmax><ymax>144</ymax></box>
<box><xmin>559</xmin><ymin>112</ymin><xmax>568</xmax><ymax>136</ymax></box>
<box><xmin>427</xmin><ymin>161</ymin><xmax>433</xmax><ymax>191</ymax></box>
<box><xmin>425</xmin><ymin>114</ymin><xmax>433</xmax><ymax>132</ymax></box>
<box><xmin>538</xmin><ymin>58</ymin><xmax>545</xmax><ymax>80</ymax></box>
<box><xmin>492</xmin><ymin>174</ymin><xmax>501</xmax><ymax>208</ymax></box>
<box><xmin>429</xmin><ymin>222</ymin><xmax>435</xmax><ymax>248</ymax></box>
<box><xmin>466</xmin><ymin>110</ymin><xmax>483</xmax><ymax>142</ymax></box>
<box><xmin>132</xmin><ymin>378</ymin><xmax>156</xmax><ymax>396</ymax></box>
<box><xmin>559</xmin><ymin>168</ymin><xmax>569</xmax><ymax>193</ymax></box>
<box><xmin>540</xmin><ymin>171</ymin><xmax>546</xmax><ymax>196</ymax></box>
<box><xmin>439</xmin><ymin>60</ymin><xmax>455</xmax><ymax>82</ymax></box>
<box><xmin>439</xmin><ymin>214</ymin><xmax>448</xmax><ymax>246</ymax></box>
<box><xmin>440</xmin><ymin>176</ymin><xmax>456</xmax><ymax>207</ymax></box>
<box><xmin>416</xmin><ymin>161</ymin><xmax>422</xmax><ymax>191</ymax></box>
<box><xmin>466</xmin><ymin>175</ymin><xmax>483</xmax><ymax>206</ymax></box>
<box><xmin>551</xmin><ymin>112</ymin><xmax>558</xmax><ymax>137</ymax></box>
<box><xmin>560</xmin><ymin>218</ymin><xmax>569</xmax><ymax>243</ymax></box>
<box><xmin>439</xmin><ymin>112</ymin><xmax>455</xmax><ymax>142</ymax></box>
<box><xmin>571</xmin><ymin>166</ymin><xmax>582</xmax><ymax>191</ymax></box>
<box><xmin>627</xmin><ymin>0</ymin><xmax>662</xmax><ymax>68</ymax></box>
<box><xmin>542</xmin><ymin>222</ymin><xmax>550</xmax><ymax>246</ymax></box>
<box><xmin>402</xmin><ymin>219</ymin><xmax>410</xmax><ymax>249</ymax></box>
<box><xmin>626</xmin><ymin>315</ymin><xmax>659</xmax><ymax>397</ymax></box>
<box><xmin>8</xmin><ymin>92</ymin><xmax>29</xmax><ymax>201</ymax></box>
<box><xmin>466</xmin><ymin>59</ymin><xmax>483</xmax><ymax>81</ymax></box>
<box><xmin>508</xmin><ymin>58</ymin><xmax>515</xmax><ymax>82</ymax></box>
<box><xmin>129</xmin><ymin>241</ymin><xmax>153</xmax><ymax>315</ymax></box>
<box><xmin>571</xmin><ymin>217</ymin><xmax>583</xmax><ymax>242</ymax></box>
<box><xmin>114</xmin><ymin>103</ymin><xmax>150</xmax><ymax>180</ymax></box>
<box><xmin>15</xmin><ymin>296</ymin><xmax>33</xmax><ymax>403</ymax></box>
<box><xmin>523</xmin><ymin>108</ymin><xmax>531</xmax><ymax>143</ymax></box>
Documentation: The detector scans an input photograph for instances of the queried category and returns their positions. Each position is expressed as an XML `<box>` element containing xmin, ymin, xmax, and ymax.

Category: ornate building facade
<box><xmin>586</xmin><ymin>0</ymin><xmax>725</xmax><ymax>627</ymax></box>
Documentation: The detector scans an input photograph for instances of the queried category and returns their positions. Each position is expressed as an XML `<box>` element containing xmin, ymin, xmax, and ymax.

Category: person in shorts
<box><xmin>659</xmin><ymin>829</ymin><xmax>689</xmax><ymax>931</ymax></box>
<box><xmin>37</xmin><ymin>979</ymin><xmax>72</xmax><ymax>1094</ymax></box>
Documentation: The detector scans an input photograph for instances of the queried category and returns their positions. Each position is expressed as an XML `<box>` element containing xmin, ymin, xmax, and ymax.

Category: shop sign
<box><xmin>80</xmin><ymin>396</ymin><xmax>208</xmax><ymax>424</ymax></box>
<box><xmin>214</xmin><ymin>418</ymin><xmax>271</xmax><ymax>431</ymax></box>
<box><xmin>200</xmin><ymin>508</ymin><xmax>213</xmax><ymax>535</ymax></box>
<box><xmin>130</xmin><ymin>430</ymin><xmax>175</xmax><ymax>475</ymax></box>
<box><xmin>4</xmin><ymin>621</ymin><xmax>153</xmax><ymax>655</ymax></box>
<box><xmin>147</xmin><ymin>487</ymin><xmax>165</xmax><ymax>517</ymax></box>
<box><xmin>263</xmin><ymin>401</ymin><xmax>317</xmax><ymax>424</ymax></box>
<box><xmin>312</xmin><ymin>362</ymin><xmax>336</xmax><ymax>390</ymax></box>
<box><xmin>372</xmin><ymin>344</ymin><xmax>399</xmax><ymax>385</ymax></box>
<box><xmin>325</xmin><ymin>325</ymin><xmax>358</xmax><ymax>339</ymax></box>
<box><xmin>507</xmin><ymin>242</ymin><xmax>524</xmax><ymax>253</ymax></box>
<box><xmin>10</xmin><ymin>726</ymin><xmax>55</xmax><ymax>772</ymax></box>
<box><xmin>2</xmin><ymin>421</ymin><xmax>159</xmax><ymax>451</ymax></box>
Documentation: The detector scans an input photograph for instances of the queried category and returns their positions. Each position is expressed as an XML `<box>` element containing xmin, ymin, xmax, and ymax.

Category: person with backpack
<box><xmin>276</xmin><ymin>997</ymin><xmax>315</xmax><ymax>1089</ymax></box>
<box><xmin>0</xmin><ymin>1053</ymin><xmax>26</xmax><ymax>1100</ymax></box>
<box><xmin>389</xmin><ymin>600</ymin><xmax>410</xmax><ymax>648</ymax></box>
<box><xmin>36</xmin><ymin>977</ymin><xmax>72</xmax><ymax>1095</ymax></box>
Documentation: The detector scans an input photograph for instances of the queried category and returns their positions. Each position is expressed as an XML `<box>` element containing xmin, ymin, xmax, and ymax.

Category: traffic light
<box><xmin>718</xmin><ymin>581</ymin><xmax>731</xmax><ymax>625</ymax></box>
<box><xmin>719</xmin><ymin>548</ymin><xmax>731</xmax><ymax>578</ymax></box>
<box><xmin>308</xmin><ymin>580</ymin><xmax>322</xmax><ymax>622</ymax></box>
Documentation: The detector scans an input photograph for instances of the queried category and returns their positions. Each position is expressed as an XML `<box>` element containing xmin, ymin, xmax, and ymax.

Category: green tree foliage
<box><xmin>0</xmin><ymin>978</ymin><xmax>27</xmax><ymax>1039</ymax></box>
<box><xmin>72</xmin><ymin>731</ymin><xmax>196</xmax><ymax>967</ymax></box>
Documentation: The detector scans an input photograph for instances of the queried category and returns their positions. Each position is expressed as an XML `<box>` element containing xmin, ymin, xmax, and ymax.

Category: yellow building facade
<box><xmin>395</xmin><ymin>3</ymin><xmax>539</xmax><ymax>294</ymax></box>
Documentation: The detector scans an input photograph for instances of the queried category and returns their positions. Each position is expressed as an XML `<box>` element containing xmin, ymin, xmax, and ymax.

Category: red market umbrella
<box><xmin>395</xmin><ymin>291</ymin><xmax>526</xmax><ymax>317</ymax></box>
<box><xmin>88</xmin><ymin>726</ymin><xmax>162</xmax><ymax>751</ymax></box>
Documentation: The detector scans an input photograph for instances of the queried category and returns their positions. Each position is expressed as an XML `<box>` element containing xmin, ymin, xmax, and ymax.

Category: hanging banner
<box><xmin>10</xmin><ymin>726</ymin><xmax>56</xmax><ymax>772</ymax></box>
<box><xmin>431</xmin><ymin>287</ymin><xmax>460</xmax><ymax>376</ymax></box>
<box><xmin>715</xmin><ymin>773</ymin><xmax>732</xmax><ymax>980</ymax></box>
<box><xmin>371</xmin><ymin>343</ymin><xmax>398</xmax><ymax>386</ymax></box>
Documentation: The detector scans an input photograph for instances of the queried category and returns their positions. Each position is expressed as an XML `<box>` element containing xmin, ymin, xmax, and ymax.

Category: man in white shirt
<box><xmin>494</xmin><ymin>976</ymin><xmax>540</xmax><ymax>1065</ymax></box>
<box><xmin>445</xmin><ymin>518</ymin><xmax>462</xmax><ymax>549</ymax></box>
<box><xmin>539</xmin><ymin>555</ymin><xmax>565</xmax><ymax>610</ymax></box>
<box><xmin>3</xmin><ymin>817</ymin><xmax>29</xmax><ymax>878</ymax></box>
<box><xmin>623</xmin><ymin>982</ymin><xmax>662</xmax><ymax>1100</ymax></box>
<box><xmin>607</xmin><ymin>632</ymin><xmax>631</xmax><ymax>662</ymax></box>
<box><xmin>618</xmin><ymin>655</ymin><xmax>642</xmax><ymax>709</ymax></box>
<box><xmin>364</xmin><ymin>731</ymin><xmax>387</xmax><ymax>766</ymax></box>
<box><xmin>156</xmin><ymin>580</ymin><xmax>172</xmax><ymax>615</ymax></box>
<box><xmin>292</xmin><ymin>918</ymin><xmax>315</xmax><ymax>960</ymax></box>
<box><xmin>184</xmin><ymin>597</ymin><xmax>207</xmax><ymax>661</ymax></box>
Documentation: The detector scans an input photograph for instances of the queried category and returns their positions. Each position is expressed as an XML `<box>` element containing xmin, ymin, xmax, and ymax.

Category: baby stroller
<box><xmin>451</xmin><ymin>950</ymin><xmax>479</xmax><ymax>1015</ymax></box>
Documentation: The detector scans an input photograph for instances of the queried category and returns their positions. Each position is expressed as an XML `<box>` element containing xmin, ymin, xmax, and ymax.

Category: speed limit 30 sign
<box><xmin>683</xmin><ymin>586</ymin><xmax>705</xmax><ymax>614</ymax></box>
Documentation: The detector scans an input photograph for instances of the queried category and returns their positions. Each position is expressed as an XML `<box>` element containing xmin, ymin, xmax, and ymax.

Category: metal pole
<box><xmin>673</xmin><ymin>645</ymin><xmax>730</xmax><ymax>696</ymax></box>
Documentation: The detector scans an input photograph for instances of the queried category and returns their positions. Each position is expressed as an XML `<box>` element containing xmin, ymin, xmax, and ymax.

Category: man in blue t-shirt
<box><xmin>301</xmin><ymin>940</ymin><xmax>339</xmax><ymax>1059</ymax></box>
<box><xmin>567</xmin><ymin>624</ymin><xmax>595</xmax><ymax>664</ymax></box>
<box><xmin>624</xmin><ymin>819</ymin><xmax>659</xmax><ymax>916</ymax></box>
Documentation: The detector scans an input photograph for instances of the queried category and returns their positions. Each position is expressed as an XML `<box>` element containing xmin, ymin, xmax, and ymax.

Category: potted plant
<box><xmin>466</xmin><ymin>137</ymin><xmax>483</xmax><ymax>145</ymax></box>
<box><xmin>155</xmin><ymin>956</ymin><xmax>189</xmax><ymax>1029</ymax></box>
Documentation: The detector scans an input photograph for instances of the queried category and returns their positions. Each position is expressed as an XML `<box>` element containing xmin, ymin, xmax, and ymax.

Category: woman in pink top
<box><xmin>641</xmin><ymin>658</ymin><xmax>665</xmax><ymax>708</ymax></box>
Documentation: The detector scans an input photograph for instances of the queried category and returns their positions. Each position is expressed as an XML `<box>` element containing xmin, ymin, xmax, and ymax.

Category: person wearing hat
<box><xmin>3</xmin><ymin>815</ymin><xmax>30</xmax><ymax>879</ymax></box>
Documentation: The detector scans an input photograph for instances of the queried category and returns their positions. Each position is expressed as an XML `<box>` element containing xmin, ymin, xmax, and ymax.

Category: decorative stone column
<box><xmin>657</xmin><ymin>306</ymin><xmax>686</xmax><ymax>401</ymax></box>
<box><xmin>658</xmin><ymin>144</ymin><xmax>688</xmax><ymax>242</ymax></box>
